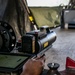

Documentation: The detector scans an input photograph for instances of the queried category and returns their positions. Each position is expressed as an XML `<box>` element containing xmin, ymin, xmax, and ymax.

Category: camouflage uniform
<box><xmin>0</xmin><ymin>0</ymin><xmax>31</xmax><ymax>39</ymax></box>
<box><xmin>0</xmin><ymin>0</ymin><xmax>30</xmax><ymax>74</ymax></box>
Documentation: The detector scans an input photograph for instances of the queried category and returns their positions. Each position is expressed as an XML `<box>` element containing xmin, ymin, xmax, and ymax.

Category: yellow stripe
<box><xmin>32</xmin><ymin>40</ymin><xmax>35</xmax><ymax>53</ymax></box>
<box><xmin>29</xmin><ymin>16</ymin><xmax>33</xmax><ymax>21</ymax></box>
<box><xmin>44</xmin><ymin>42</ymin><xmax>48</xmax><ymax>48</ymax></box>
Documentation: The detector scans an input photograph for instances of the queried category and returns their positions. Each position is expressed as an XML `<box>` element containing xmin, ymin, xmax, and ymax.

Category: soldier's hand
<box><xmin>21</xmin><ymin>55</ymin><xmax>45</xmax><ymax>75</ymax></box>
